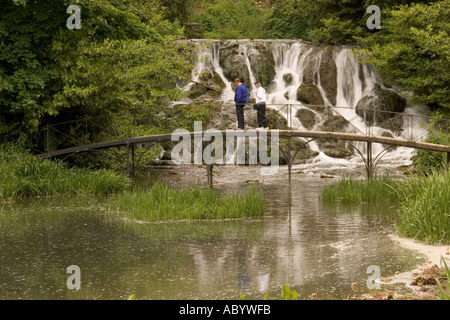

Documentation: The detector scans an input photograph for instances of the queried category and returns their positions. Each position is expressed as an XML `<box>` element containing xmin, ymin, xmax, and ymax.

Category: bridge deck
<box><xmin>38</xmin><ymin>129</ymin><xmax>450</xmax><ymax>159</ymax></box>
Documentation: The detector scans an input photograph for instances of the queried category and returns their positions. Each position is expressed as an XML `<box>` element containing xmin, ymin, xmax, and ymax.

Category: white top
<box><xmin>255</xmin><ymin>86</ymin><xmax>266</xmax><ymax>104</ymax></box>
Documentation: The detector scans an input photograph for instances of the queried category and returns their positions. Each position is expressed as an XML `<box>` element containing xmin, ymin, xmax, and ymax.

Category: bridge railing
<box><xmin>1</xmin><ymin>102</ymin><xmax>449</xmax><ymax>155</ymax></box>
<box><xmin>194</xmin><ymin>101</ymin><xmax>449</xmax><ymax>146</ymax></box>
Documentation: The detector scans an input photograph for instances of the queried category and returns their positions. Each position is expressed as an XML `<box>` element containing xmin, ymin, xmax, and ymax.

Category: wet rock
<box><xmin>319</xmin><ymin>46</ymin><xmax>337</xmax><ymax>105</ymax></box>
<box><xmin>302</xmin><ymin>47</ymin><xmax>321</xmax><ymax>85</ymax></box>
<box><xmin>296</xmin><ymin>83</ymin><xmax>324</xmax><ymax>106</ymax></box>
<box><xmin>219</xmin><ymin>41</ymin><xmax>250</xmax><ymax>85</ymax></box>
<box><xmin>296</xmin><ymin>108</ymin><xmax>317</xmax><ymax>130</ymax></box>
<box><xmin>248</xmin><ymin>43</ymin><xmax>276</xmax><ymax>87</ymax></box>
<box><xmin>355</xmin><ymin>83</ymin><xmax>407</xmax><ymax>124</ymax></box>
<box><xmin>316</xmin><ymin>114</ymin><xmax>354</xmax><ymax>158</ymax></box>
<box><xmin>283</xmin><ymin>73</ymin><xmax>293</xmax><ymax>85</ymax></box>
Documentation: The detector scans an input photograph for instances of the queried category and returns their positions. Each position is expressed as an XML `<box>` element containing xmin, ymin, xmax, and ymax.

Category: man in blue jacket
<box><xmin>234</xmin><ymin>78</ymin><xmax>248</xmax><ymax>130</ymax></box>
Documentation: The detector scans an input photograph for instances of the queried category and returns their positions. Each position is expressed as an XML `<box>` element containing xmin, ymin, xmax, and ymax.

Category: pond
<box><xmin>0</xmin><ymin>166</ymin><xmax>425</xmax><ymax>300</ymax></box>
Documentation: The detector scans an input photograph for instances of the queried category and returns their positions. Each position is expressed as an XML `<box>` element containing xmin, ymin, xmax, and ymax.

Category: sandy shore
<box><xmin>364</xmin><ymin>234</ymin><xmax>450</xmax><ymax>299</ymax></box>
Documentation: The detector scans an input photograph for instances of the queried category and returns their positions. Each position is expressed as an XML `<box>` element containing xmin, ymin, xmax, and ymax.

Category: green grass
<box><xmin>321</xmin><ymin>171</ymin><xmax>450</xmax><ymax>244</ymax></box>
<box><xmin>321</xmin><ymin>174</ymin><xmax>402</xmax><ymax>203</ymax></box>
<box><xmin>0</xmin><ymin>144</ymin><xmax>131</xmax><ymax>198</ymax></box>
<box><xmin>394</xmin><ymin>170</ymin><xmax>450</xmax><ymax>244</ymax></box>
<box><xmin>108</xmin><ymin>182</ymin><xmax>266</xmax><ymax>222</ymax></box>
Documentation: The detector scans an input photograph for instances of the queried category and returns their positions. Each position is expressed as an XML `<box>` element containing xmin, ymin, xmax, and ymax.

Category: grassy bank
<box><xmin>321</xmin><ymin>171</ymin><xmax>450</xmax><ymax>244</ymax></box>
<box><xmin>0</xmin><ymin>145</ymin><xmax>131</xmax><ymax>199</ymax></box>
<box><xmin>108</xmin><ymin>183</ymin><xmax>266</xmax><ymax>222</ymax></box>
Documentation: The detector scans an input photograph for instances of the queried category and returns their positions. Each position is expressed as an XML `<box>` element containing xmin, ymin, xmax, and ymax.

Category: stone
<box><xmin>219</xmin><ymin>41</ymin><xmax>250</xmax><ymax>85</ymax></box>
<box><xmin>283</xmin><ymin>73</ymin><xmax>293</xmax><ymax>85</ymax></box>
<box><xmin>296</xmin><ymin>108</ymin><xmax>317</xmax><ymax>130</ymax></box>
<box><xmin>355</xmin><ymin>83</ymin><xmax>407</xmax><ymax>124</ymax></box>
<box><xmin>296</xmin><ymin>83</ymin><xmax>324</xmax><ymax>106</ymax></box>
<box><xmin>319</xmin><ymin>46</ymin><xmax>337</xmax><ymax>105</ymax></box>
<box><xmin>248</xmin><ymin>43</ymin><xmax>276</xmax><ymax>87</ymax></box>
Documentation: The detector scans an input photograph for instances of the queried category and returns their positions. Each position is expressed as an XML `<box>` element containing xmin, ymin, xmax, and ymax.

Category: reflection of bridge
<box><xmin>37</xmin><ymin>129</ymin><xmax>450</xmax><ymax>187</ymax></box>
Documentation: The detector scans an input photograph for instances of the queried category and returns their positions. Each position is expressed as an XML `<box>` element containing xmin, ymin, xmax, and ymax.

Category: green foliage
<box><xmin>108</xmin><ymin>182</ymin><xmax>266</xmax><ymax>222</ymax></box>
<box><xmin>394</xmin><ymin>170</ymin><xmax>450</xmax><ymax>244</ymax></box>
<box><xmin>159</xmin><ymin>0</ymin><xmax>196</xmax><ymax>23</ymax></box>
<box><xmin>0</xmin><ymin>144</ymin><xmax>131</xmax><ymax>198</ymax></box>
<box><xmin>321</xmin><ymin>174</ymin><xmax>401</xmax><ymax>203</ymax></box>
<box><xmin>0</xmin><ymin>0</ymin><xmax>192</xmax><ymax>144</ymax></box>
<box><xmin>192</xmin><ymin>0</ymin><xmax>271</xmax><ymax>39</ymax></box>
<box><xmin>355</xmin><ymin>0</ymin><xmax>450</xmax><ymax>109</ymax></box>
<box><xmin>279</xmin><ymin>283</ymin><xmax>299</xmax><ymax>300</ymax></box>
<box><xmin>411</xmin><ymin>130</ymin><xmax>450</xmax><ymax>175</ymax></box>
<box><xmin>322</xmin><ymin>170</ymin><xmax>450</xmax><ymax>244</ymax></box>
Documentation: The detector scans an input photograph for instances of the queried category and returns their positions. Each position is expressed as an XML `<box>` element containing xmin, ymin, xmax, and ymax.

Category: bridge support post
<box><xmin>366</xmin><ymin>141</ymin><xmax>373</xmax><ymax>179</ymax></box>
<box><xmin>126</xmin><ymin>143</ymin><xmax>135</xmax><ymax>177</ymax></box>
<box><xmin>287</xmin><ymin>135</ymin><xmax>292</xmax><ymax>188</ymax></box>
<box><xmin>447</xmin><ymin>152</ymin><xmax>450</xmax><ymax>170</ymax></box>
<box><xmin>206</xmin><ymin>164</ymin><xmax>213</xmax><ymax>188</ymax></box>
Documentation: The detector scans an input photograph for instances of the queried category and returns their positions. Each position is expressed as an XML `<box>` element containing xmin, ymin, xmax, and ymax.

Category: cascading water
<box><xmin>184</xmin><ymin>39</ymin><xmax>425</xmax><ymax>173</ymax></box>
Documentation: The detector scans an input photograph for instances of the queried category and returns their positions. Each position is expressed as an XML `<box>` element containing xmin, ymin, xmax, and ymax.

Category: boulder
<box><xmin>283</xmin><ymin>73</ymin><xmax>293</xmax><ymax>86</ymax></box>
<box><xmin>296</xmin><ymin>84</ymin><xmax>324</xmax><ymax>106</ymax></box>
<box><xmin>248</xmin><ymin>43</ymin><xmax>276</xmax><ymax>87</ymax></box>
<box><xmin>316</xmin><ymin>114</ymin><xmax>354</xmax><ymax>158</ymax></box>
<box><xmin>318</xmin><ymin>47</ymin><xmax>337</xmax><ymax>105</ymax></box>
<box><xmin>219</xmin><ymin>41</ymin><xmax>250</xmax><ymax>85</ymax></box>
<box><xmin>355</xmin><ymin>83</ymin><xmax>407</xmax><ymax>124</ymax></box>
<box><xmin>296</xmin><ymin>108</ymin><xmax>316</xmax><ymax>130</ymax></box>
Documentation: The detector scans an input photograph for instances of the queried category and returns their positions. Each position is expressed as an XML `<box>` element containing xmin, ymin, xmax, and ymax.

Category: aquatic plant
<box><xmin>321</xmin><ymin>171</ymin><xmax>450</xmax><ymax>244</ymax></box>
<box><xmin>0</xmin><ymin>144</ymin><xmax>131</xmax><ymax>198</ymax></box>
<box><xmin>394</xmin><ymin>170</ymin><xmax>450</xmax><ymax>244</ymax></box>
<box><xmin>320</xmin><ymin>174</ymin><xmax>401</xmax><ymax>203</ymax></box>
<box><xmin>108</xmin><ymin>182</ymin><xmax>265</xmax><ymax>222</ymax></box>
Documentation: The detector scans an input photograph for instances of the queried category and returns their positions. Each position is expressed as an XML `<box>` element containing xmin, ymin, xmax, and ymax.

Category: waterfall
<box><xmin>184</xmin><ymin>39</ymin><xmax>424</xmax><ymax>171</ymax></box>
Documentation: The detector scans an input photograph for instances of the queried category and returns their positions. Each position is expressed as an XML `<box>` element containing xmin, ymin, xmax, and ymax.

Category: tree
<box><xmin>0</xmin><ymin>0</ymin><xmax>192</xmax><ymax>143</ymax></box>
<box><xmin>265</xmin><ymin>0</ymin><xmax>439</xmax><ymax>43</ymax></box>
<box><xmin>355</xmin><ymin>0</ymin><xmax>450</xmax><ymax>110</ymax></box>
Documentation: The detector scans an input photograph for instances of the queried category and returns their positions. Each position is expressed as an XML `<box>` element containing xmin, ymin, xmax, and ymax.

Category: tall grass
<box><xmin>108</xmin><ymin>183</ymin><xmax>266</xmax><ymax>222</ymax></box>
<box><xmin>321</xmin><ymin>171</ymin><xmax>450</xmax><ymax>244</ymax></box>
<box><xmin>394</xmin><ymin>170</ymin><xmax>450</xmax><ymax>244</ymax></box>
<box><xmin>0</xmin><ymin>144</ymin><xmax>131</xmax><ymax>198</ymax></box>
<box><xmin>321</xmin><ymin>174</ymin><xmax>402</xmax><ymax>203</ymax></box>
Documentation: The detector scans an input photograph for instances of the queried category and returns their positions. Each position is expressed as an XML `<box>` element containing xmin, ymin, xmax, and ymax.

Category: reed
<box><xmin>321</xmin><ymin>171</ymin><xmax>450</xmax><ymax>244</ymax></box>
<box><xmin>394</xmin><ymin>170</ymin><xmax>450</xmax><ymax>244</ymax></box>
<box><xmin>0</xmin><ymin>144</ymin><xmax>131</xmax><ymax>198</ymax></box>
<box><xmin>108</xmin><ymin>182</ymin><xmax>266</xmax><ymax>222</ymax></box>
<box><xmin>321</xmin><ymin>174</ymin><xmax>401</xmax><ymax>203</ymax></box>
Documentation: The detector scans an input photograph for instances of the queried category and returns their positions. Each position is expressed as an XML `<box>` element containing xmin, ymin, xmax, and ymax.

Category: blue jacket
<box><xmin>234</xmin><ymin>84</ymin><xmax>248</xmax><ymax>104</ymax></box>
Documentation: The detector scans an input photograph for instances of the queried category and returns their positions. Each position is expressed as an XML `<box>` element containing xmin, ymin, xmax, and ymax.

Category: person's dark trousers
<box><xmin>235</xmin><ymin>103</ymin><xmax>245</xmax><ymax>129</ymax></box>
<box><xmin>254</xmin><ymin>102</ymin><xmax>267</xmax><ymax>128</ymax></box>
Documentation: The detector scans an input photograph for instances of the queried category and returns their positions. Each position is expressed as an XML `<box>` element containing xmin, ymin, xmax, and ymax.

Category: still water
<box><xmin>0</xmin><ymin>169</ymin><xmax>425</xmax><ymax>300</ymax></box>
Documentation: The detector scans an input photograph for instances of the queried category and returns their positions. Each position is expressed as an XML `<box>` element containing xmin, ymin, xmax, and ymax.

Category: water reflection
<box><xmin>0</xmin><ymin>179</ymin><xmax>425</xmax><ymax>300</ymax></box>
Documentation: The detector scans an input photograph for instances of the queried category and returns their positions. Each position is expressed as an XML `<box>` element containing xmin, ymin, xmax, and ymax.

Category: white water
<box><xmin>185</xmin><ymin>40</ymin><xmax>428</xmax><ymax>172</ymax></box>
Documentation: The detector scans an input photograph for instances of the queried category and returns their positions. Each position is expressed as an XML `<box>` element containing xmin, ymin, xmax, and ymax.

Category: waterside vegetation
<box><xmin>321</xmin><ymin>171</ymin><xmax>450</xmax><ymax>244</ymax></box>
<box><xmin>0</xmin><ymin>144</ymin><xmax>131</xmax><ymax>199</ymax></box>
<box><xmin>108</xmin><ymin>183</ymin><xmax>266</xmax><ymax>222</ymax></box>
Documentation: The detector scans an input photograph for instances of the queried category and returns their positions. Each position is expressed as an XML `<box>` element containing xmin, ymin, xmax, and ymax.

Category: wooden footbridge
<box><xmin>37</xmin><ymin>129</ymin><xmax>450</xmax><ymax>187</ymax></box>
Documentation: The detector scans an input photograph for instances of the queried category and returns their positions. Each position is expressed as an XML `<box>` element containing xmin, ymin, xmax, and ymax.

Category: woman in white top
<box><xmin>253</xmin><ymin>81</ymin><xmax>268</xmax><ymax>129</ymax></box>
